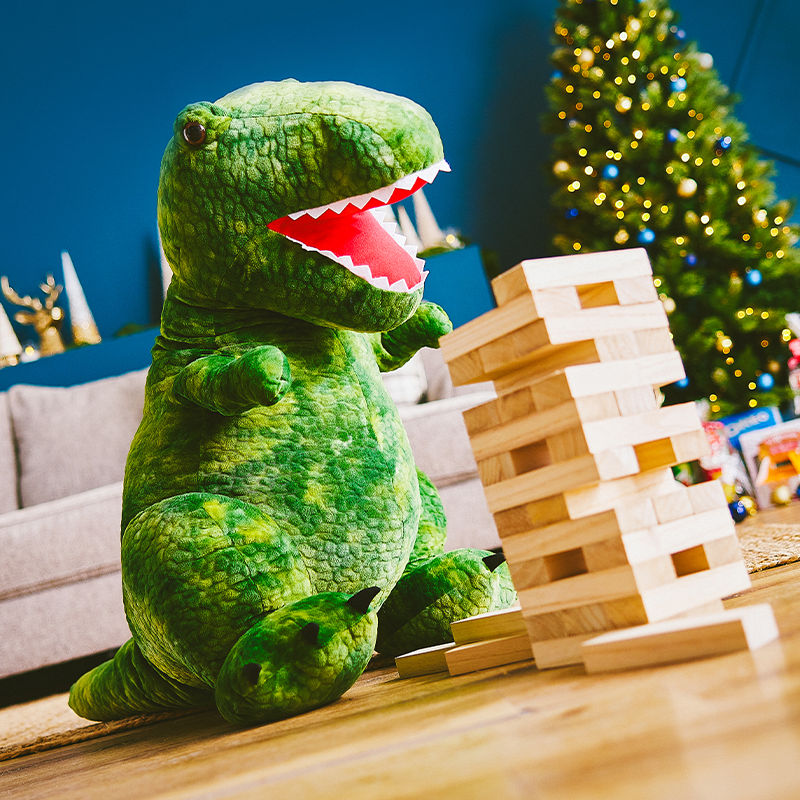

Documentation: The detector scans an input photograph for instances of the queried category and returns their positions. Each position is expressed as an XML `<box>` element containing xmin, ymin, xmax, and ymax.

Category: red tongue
<box><xmin>268</xmin><ymin>207</ymin><xmax>422</xmax><ymax>288</ymax></box>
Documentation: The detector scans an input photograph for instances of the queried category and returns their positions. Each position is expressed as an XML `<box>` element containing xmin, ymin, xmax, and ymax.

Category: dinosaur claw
<box><xmin>483</xmin><ymin>553</ymin><xmax>506</xmax><ymax>572</ymax></box>
<box><xmin>346</xmin><ymin>586</ymin><xmax>381</xmax><ymax>614</ymax></box>
<box><xmin>300</xmin><ymin>621</ymin><xmax>320</xmax><ymax>646</ymax></box>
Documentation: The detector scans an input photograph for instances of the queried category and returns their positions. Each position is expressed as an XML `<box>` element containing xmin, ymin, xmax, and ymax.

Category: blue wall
<box><xmin>1</xmin><ymin>0</ymin><xmax>797</xmax><ymax>342</ymax></box>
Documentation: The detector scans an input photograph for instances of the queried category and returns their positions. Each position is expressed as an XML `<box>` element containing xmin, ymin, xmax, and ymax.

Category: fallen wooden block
<box><xmin>581</xmin><ymin>603</ymin><xmax>779</xmax><ymax>673</ymax></box>
<box><xmin>450</xmin><ymin>606</ymin><xmax>524</xmax><ymax>645</ymax></box>
<box><xmin>395</xmin><ymin>642</ymin><xmax>455</xmax><ymax>678</ymax></box>
<box><xmin>445</xmin><ymin>633</ymin><xmax>534</xmax><ymax>676</ymax></box>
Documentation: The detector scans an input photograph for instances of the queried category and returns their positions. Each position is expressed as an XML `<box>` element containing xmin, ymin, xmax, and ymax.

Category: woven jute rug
<box><xmin>1</xmin><ymin>523</ymin><xmax>797</xmax><ymax>763</ymax></box>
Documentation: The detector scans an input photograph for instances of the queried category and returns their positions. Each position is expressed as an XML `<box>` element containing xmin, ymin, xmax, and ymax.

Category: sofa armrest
<box><xmin>0</xmin><ymin>482</ymin><xmax>123</xmax><ymax>601</ymax></box>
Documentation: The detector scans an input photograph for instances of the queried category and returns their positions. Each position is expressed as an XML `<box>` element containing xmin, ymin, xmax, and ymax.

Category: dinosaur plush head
<box><xmin>158</xmin><ymin>79</ymin><xmax>448</xmax><ymax>332</ymax></box>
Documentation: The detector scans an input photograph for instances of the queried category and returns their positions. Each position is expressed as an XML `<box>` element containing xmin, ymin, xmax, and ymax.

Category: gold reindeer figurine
<box><xmin>1</xmin><ymin>275</ymin><xmax>66</xmax><ymax>356</ymax></box>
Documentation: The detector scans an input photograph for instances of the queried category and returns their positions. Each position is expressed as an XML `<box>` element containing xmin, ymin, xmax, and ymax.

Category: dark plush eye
<box><xmin>183</xmin><ymin>121</ymin><xmax>207</xmax><ymax>146</ymax></box>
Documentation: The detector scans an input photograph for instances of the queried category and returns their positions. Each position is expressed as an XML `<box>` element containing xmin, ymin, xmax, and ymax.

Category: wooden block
<box><xmin>395</xmin><ymin>642</ymin><xmax>455</xmax><ymax>678</ymax></box>
<box><xmin>531</xmin><ymin>632</ymin><xmax>595</xmax><ymax>669</ymax></box>
<box><xmin>581</xmin><ymin>603</ymin><xmax>779</xmax><ymax>673</ymax></box>
<box><xmin>650</xmin><ymin>485</ymin><xmax>692</xmax><ymax>523</ymax></box>
<box><xmin>507</xmin><ymin>557</ymin><xmax>551</xmax><ymax>590</ymax></box>
<box><xmin>498</xmin><ymin>498</ymin><xmax>656</xmax><ymax>557</ymax></box>
<box><xmin>541</xmin><ymin>302</ymin><xmax>669</xmax><ymax>347</ymax></box>
<box><xmin>516</xmin><ymin>555</ymin><xmax>675</xmax><ymax>617</ymax></box>
<box><xmin>579</xmin><ymin>403</ymin><xmax>701</xmax><ymax>454</ymax></box>
<box><xmin>582</xmin><ymin>537</ymin><xmax>629</xmax><ymax>571</ymax></box>
<box><xmin>450</xmin><ymin>606</ymin><xmax>525</xmax><ymax>645</ymax></box>
<box><xmin>439</xmin><ymin>289</ymin><xmax>581</xmax><ymax>362</ymax></box>
<box><xmin>467</xmin><ymin>393</ymin><xmax>620</xmax><ymax>463</ymax></box>
<box><xmin>615</xmin><ymin>386</ymin><xmax>660</xmax><ymax>416</ymax></box>
<box><xmin>445</xmin><ymin>633</ymin><xmax>534</xmax><ymax>676</ymax></box>
<box><xmin>702</xmin><ymin>534</ymin><xmax>745</xmax><ymax>569</ymax></box>
<box><xmin>484</xmin><ymin>447</ymin><xmax>640</xmax><ymax>514</ymax></box>
<box><xmin>491</xmin><ymin>249</ymin><xmax>653</xmax><ymax>302</ymax></box>
<box><xmin>525</xmin><ymin>602</ymin><xmax>612</xmax><ymax>641</ymax></box>
<box><xmin>640</xmin><ymin>562</ymin><xmax>751</xmax><ymax>621</ymax></box>
<box><xmin>576</xmin><ymin>277</ymin><xmax>658</xmax><ymax>310</ymax></box>
<box><xmin>496</xmin><ymin>351</ymin><xmax>685</xmax><ymax>402</ymax></box>
<box><xmin>476</xmin><ymin>453</ymin><xmax>517</xmax><ymax>486</ymax></box>
<box><xmin>634</xmin><ymin>429</ymin><xmax>710</xmax><ymax>472</ymax></box>
<box><xmin>638</xmin><ymin>507</ymin><xmax>737</xmax><ymax>559</ymax></box>
<box><xmin>686</xmin><ymin>479</ymin><xmax>728</xmax><ymax>513</ymax></box>
<box><xmin>445</xmin><ymin>349</ymin><xmax>486</xmax><ymax>387</ymax></box>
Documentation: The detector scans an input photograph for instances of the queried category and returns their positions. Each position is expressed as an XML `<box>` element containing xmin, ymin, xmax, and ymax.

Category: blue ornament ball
<box><xmin>666</xmin><ymin>128</ymin><xmax>681</xmax><ymax>143</ymax></box>
<box><xmin>728</xmin><ymin>500</ymin><xmax>747</xmax><ymax>524</ymax></box>
<box><xmin>796</xmin><ymin>484</ymin><xmax>800</xmax><ymax>501</ymax></box>
<box><xmin>552</xmin><ymin>71</ymin><xmax>563</xmax><ymax>80</ymax></box>
<box><xmin>757</xmin><ymin>373</ymin><xmax>775</xmax><ymax>391</ymax></box>
<box><xmin>602</xmin><ymin>164</ymin><xmax>620</xmax><ymax>179</ymax></box>
<box><xmin>745</xmin><ymin>269</ymin><xmax>762</xmax><ymax>286</ymax></box>
<box><xmin>637</xmin><ymin>228</ymin><xmax>656</xmax><ymax>245</ymax></box>
<box><xmin>676</xmin><ymin>377</ymin><xmax>690</xmax><ymax>389</ymax></box>
<box><xmin>675</xmin><ymin>28</ymin><xmax>687</xmax><ymax>41</ymax></box>
<box><xmin>566</xmin><ymin>207</ymin><xmax>579</xmax><ymax>219</ymax></box>
<box><xmin>684</xmin><ymin>253</ymin><xmax>698</xmax><ymax>266</ymax></box>
<box><xmin>671</xmin><ymin>77</ymin><xmax>687</xmax><ymax>92</ymax></box>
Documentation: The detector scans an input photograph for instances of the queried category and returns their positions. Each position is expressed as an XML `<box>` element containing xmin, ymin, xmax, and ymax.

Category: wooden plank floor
<box><xmin>2</xmin><ymin>563</ymin><xmax>800</xmax><ymax>800</ymax></box>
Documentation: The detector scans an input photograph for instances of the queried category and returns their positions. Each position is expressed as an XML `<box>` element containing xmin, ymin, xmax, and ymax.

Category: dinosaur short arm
<box><xmin>172</xmin><ymin>346</ymin><xmax>291</xmax><ymax>415</ymax></box>
<box><xmin>371</xmin><ymin>301</ymin><xmax>453</xmax><ymax>372</ymax></box>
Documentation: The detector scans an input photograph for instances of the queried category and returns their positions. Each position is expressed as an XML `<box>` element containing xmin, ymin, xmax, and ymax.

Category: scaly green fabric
<box><xmin>69</xmin><ymin>79</ymin><xmax>515</xmax><ymax>727</ymax></box>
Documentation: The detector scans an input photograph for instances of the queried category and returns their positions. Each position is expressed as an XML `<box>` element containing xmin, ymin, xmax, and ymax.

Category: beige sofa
<box><xmin>0</xmin><ymin>349</ymin><xmax>498</xmax><ymax>679</ymax></box>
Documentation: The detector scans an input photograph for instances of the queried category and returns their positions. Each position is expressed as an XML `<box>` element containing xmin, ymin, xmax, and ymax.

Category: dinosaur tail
<box><xmin>69</xmin><ymin>638</ymin><xmax>212</xmax><ymax>722</ymax></box>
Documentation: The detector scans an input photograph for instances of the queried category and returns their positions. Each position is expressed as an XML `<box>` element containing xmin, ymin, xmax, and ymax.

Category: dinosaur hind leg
<box><xmin>69</xmin><ymin>639</ymin><xmax>212</xmax><ymax>722</ymax></box>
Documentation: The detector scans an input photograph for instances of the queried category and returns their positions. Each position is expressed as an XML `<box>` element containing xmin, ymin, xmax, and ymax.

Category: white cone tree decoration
<box><xmin>0</xmin><ymin>302</ymin><xmax>22</xmax><ymax>366</ymax></box>
<box><xmin>412</xmin><ymin>189</ymin><xmax>446</xmax><ymax>250</ymax></box>
<box><xmin>158</xmin><ymin>230</ymin><xmax>173</xmax><ymax>299</ymax></box>
<box><xmin>61</xmin><ymin>251</ymin><xmax>101</xmax><ymax>345</ymax></box>
<box><xmin>396</xmin><ymin>205</ymin><xmax>424</xmax><ymax>254</ymax></box>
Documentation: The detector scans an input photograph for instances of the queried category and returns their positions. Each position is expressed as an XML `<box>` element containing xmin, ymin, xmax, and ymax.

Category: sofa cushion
<box><xmin>420</xmin><ymin>348</ymin><xmax>495</xmax><ymax>402</ymax></box>
<box><xmin>399</xmin><ymin>391</ymin><xmax>496</xmax><ymax>487</ymax></box>
<box><xmin>380</xmin><ymin>351</ymin><xmax>427</xmax><ymax>405</ymax></box>
<box><xmin>0</xmin><ymin>393</ymin><xmax>19</xmax><ymax>513</ymax></box>
<box><xmin>0</xmin><ymin>482</ymin><xmax>123</xmax><ymax>600</ymax></box>
<box><xmin>8</xmin><ymin>369</ymin><xmax>147</xmax><ymax>507</ymax></box>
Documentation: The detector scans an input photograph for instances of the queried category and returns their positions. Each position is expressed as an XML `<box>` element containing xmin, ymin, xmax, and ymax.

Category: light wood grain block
<box><xmin>395</xmin><ymin>642</ymin><xmax>455</xmax><ymax>678</ymax></box>
<box><xmin>525</xmin><ymin>602</ymin><xmax>612</xmax><ymax>641</ymax></box>
<box><xmin>498</xmin><ymin>498</ymin><xmax>657</xmax><ymax>554</ymax></box>
<box><xmin>687</xmin><ymin>479</ymin><xmax>728</xmax><ymax>513</ymax></box>
<box><xmin>491</xmin><ymin>249</ymin><xmax>653</xmax><ymax>302</ymax></box>
<box><xmin>634</xmin><ymin>429</ymin><xmax>710</xmax><ymax>471</ymax></box>
<box><xmin>507</xmin><ymin>556</ymin><xmax>551</xmax><ymax>590</ymax></box>
<box><xmin>640</xmin><ymin>562</ymin><xmax>752</xmax><ymax>620</ymax></box>
<box><xmin>517</xmin><ymin>556</ymin><xmax>676</xmax><ymax>616</ymax></box>
<box><xmin>576</xmin><ymin>276</ymin><xmax>657</xmax><ymax>309</ymax></box>
<box><xmin>439</xmin><ymin>288</ymin><xmax>581</xmax><ymax>362</ymax></box>
<box><xmin>531</xmin><ymin>632</ymin><xmax>595</xmax><ymax>668</ymax></box>
<box><xmin>450</xmin><ymin>606</ymin><xmax>525</xmax><ymax>645</ymax></box>
<box><xmin>615</xmin><ymin>386</ymin><xmax>661</xmax><ymax>416</ymax></box>
<box><xmin>651</xmin><ymin>485</ymin><xmax>693</xmax><ymax>523</ymax></box>
<box><xmin>467</xmin><ymin>393</ymin><xmax>620</xmax><ymax>463</ymax></box>
<box><xmin>581</xmin><ymin>603</ymin><xmax>779</xmax><ymax>674</ymax></box>
<box><xmin>484</xmin><ymin>447</ymin><xmax>640</xmax><ymax>514</ymax></box>
<box><xmin>445</xmin><ymin>633</ymin><xmax>534</xmax><ymax>676</ymax></box>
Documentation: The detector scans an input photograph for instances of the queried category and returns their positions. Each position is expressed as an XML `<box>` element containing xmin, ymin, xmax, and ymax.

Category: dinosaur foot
<box><xmin>214</xmin><ymin>588</ymin><xmax>380</xmax><ymax>725</ymax></box>
<box><xmin>375</xmin><ymin>549</ymin><xmax>517</xmax><ymax>657</ymax></box>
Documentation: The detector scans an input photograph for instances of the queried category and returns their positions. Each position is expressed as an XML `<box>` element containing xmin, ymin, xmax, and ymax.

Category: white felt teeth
<box><xmin>287</xmin><ymin>159</ymin><xmax>451</xmax><ymax>221</ymax></box>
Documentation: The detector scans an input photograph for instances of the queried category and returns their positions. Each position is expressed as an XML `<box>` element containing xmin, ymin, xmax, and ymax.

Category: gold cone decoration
<box><xmin>0</xmin><ymin>302</ymin><xmax>22</xmax><ymax>367</ymax></box>
<box><xmin>61</xmin><ymin>251</ymin><xmax>101</xmax><ymax>345</ymax></box>
<box><xmin>411</xmin><ymin>188</ymin><xmax>446</xmax><ymax>250</ymax></box>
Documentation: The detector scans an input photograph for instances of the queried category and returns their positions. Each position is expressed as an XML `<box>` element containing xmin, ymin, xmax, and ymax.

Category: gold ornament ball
<box><xmin>615</xmin><ymin>96</ymin><xmax>633</xmax><ymax>113</ymax></box>
<box><xmin>684</xmin><ymin>210</ymin><xmax>700</xmax><ymax>226</ymax></box>
<box><xmin>739</xmin><ymin>495</ymin><xmax>758</xmax><ymax>516</ymax></box>
<box><xmin>614</xmin><ymin>228</ymin><xmax>629</xmax><ymax>245</ymax></box>
<box><xmin>768</xmin><ymin>360</ymin><xmax>781</xmax><ymax>374</ymax></box>
<box><xmin>627</xmin><ymin>17</ymin><xmax>642</xmax><ymax>34</ymax></box>
<box><xmin>553</xmin><ymin>160</ymin><xmax>570</xmax><ymax>177</ymax></box>
<box><xmin>677</xmin><ymin>177</ymin><xmax>698</xmax><ymax>198</ymax></box>
<box><xmin>578</xmin><ymin>48</ymin><xmax>594</xmax><ymax>68</ymax></box>
<box><xmin>772</xmin><ymin>485</ymin><xmax>792</xmax><ymax>506</ymax></box>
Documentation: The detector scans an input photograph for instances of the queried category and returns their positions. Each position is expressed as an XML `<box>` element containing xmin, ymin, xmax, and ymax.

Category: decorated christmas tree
<box><xmin>544</xmin><ymin>0</ymin><xmax>800</xmax><ymax>417</ymax></box>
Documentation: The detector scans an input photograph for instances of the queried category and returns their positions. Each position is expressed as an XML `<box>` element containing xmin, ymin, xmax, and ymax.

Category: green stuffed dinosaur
<box><xmin>69</xmin><ymin>79</ymin><xmax>516</xmax><ymax>726</ymax></box>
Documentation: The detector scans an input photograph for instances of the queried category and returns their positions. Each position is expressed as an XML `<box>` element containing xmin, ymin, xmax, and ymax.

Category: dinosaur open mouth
<box><xmin>267</xmin><ymin>160</ymin><xmax>450</xmax><ymax>293</ymax></box>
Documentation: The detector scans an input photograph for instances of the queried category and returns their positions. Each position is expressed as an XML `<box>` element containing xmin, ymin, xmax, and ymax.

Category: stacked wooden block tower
<box><xmin>432</xmin><ymin>248</ymin><xmax>776</xmax><ymax>672</ymax></box>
